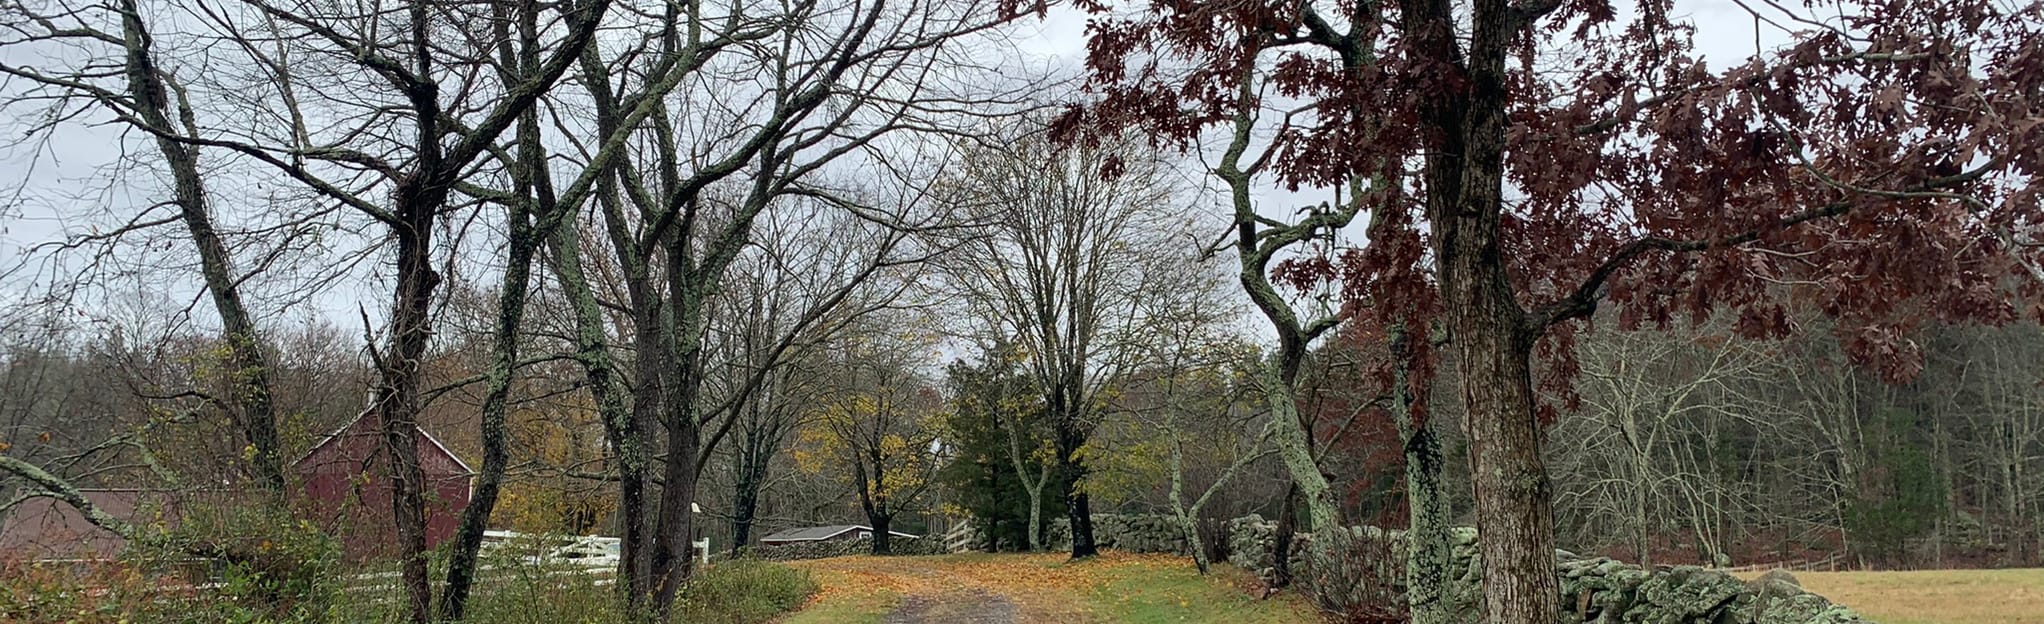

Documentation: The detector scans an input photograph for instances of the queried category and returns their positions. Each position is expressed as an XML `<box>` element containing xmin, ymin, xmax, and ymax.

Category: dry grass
<box><xmin>1781</xmin><ymin>568</ymin><xmax>2044</xmax><ymax>624</ymax></box>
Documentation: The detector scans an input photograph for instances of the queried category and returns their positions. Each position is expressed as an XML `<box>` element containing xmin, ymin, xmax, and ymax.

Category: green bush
<box><xmin>1</xmin><ymin>532</ymin><xmax>338</xmax><ymax>624</ymax></box>
<box><xmin>673</xmin><ymin>559</ymin><xmax>819</xmax><ymax>623</ymax></box>
<box><xmin>453</xmin><ymin>561</ymin><xmax>622</xmax><ymax>624</ymax></box>
<box><xmin>452</xmin><ymin>555</ymin><xmax>816</xmax><ymax>624</ymax></box>
<box><xmin>125</xmin><ymin>502</ymin><xmax>342</xmax><ymax>622</ymax></box>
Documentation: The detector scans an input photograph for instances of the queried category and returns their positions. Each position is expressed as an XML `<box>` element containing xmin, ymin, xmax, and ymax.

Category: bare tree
<box><xmin>939</xmin><ymin>127</ymin><xmax>1187</xmax><ymax>559</ymax></box>
<box><xmin>526</xmin><ymin>0</ymin><xmax>1030</xmax><ymax>609</ymax></box>
<box><xmin>1118</xmin><ymin>263</ymin><xmax>1272</xmax><ymax>574</ymax></box>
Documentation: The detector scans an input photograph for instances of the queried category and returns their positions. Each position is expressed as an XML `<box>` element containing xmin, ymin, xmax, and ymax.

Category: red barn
<box><xmin>295</xmin><ymin>411</ymin><xmax>473</xmax><ymax>561</ymax></box>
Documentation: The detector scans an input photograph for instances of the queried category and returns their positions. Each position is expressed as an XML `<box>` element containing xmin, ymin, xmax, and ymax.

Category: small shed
<box><xmin>294</xmin><ymin>411</ymin><xmax>473</xmax><ymax>561</ymax></box>
<box><xmin>759</xmin><ymin>524</ymin><xmax>920</xmax><ymax>546</ymax></box>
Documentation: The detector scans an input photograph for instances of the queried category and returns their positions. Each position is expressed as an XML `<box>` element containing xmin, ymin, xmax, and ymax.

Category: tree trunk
<box><xmin>731</xmin><ymin>457</ymin><xmax>763</xmax><ymax>555</ymax></box>
<box><xmin>1179</xmin><ymin>511</ymin><xmax>1211</xmax><ymax>575</ymax></box>
<box><xmin>1410</xmin><ymin>0</ymin><xmax>1564</xmax><ymax>619</ymax></box>
<box><xmin>1392</xmin><ymin>324</ymin><xmax>1455</xmax><ymax>624</ymax></box>
<box><xmin>1270</xmin><ymin>483</ymin><xmax>1298</xmax><ymax>589</ymax></box>
<box><xmin>651</xmin><ymin>367</ymin><xmax>703</xmax><ymax>612</ymax></box>
<box><xmin>1004</xmin><ymin>412</ymin><xmax>1047</xmax><ymax>551</ymax></box>
<box><xmin>619</xmin><ymin>274</ymin><xmax>665</xmax><ymax>610</ymax></box>
<box><xmin>1260</xmin><ymin>356</ymin><xmax>1342</xmax><ymax>532</ymax></box>
<box><xmin>872</xmin><ymin>514</ymin><xmax>895</xmax><ymax>555</ymax></box>
<box><xmin>377</xmin><ymin>193</ymin><xmax>441</xmax><ymax>624</ymax></box>
<box><xmin>1167</xmin><ymin>431</ymin><xmax>1208</xmax><ymax>575</ymax></box>
<box><xmin>118</xmin><ymin>0</ymin><xmax>284</xmax><ymax>493</ymax></box>
<box><xmin>1448</xmin><ymin>321</ymin><xmax>1555</xmax><ymax>624</ymax></box>
<box><xmin>439</xmin><ymin>61</ymin><xmax>548</xmax><ymax>614</ymax></box>
<box><xmin>547</xmin><ymin>200</ymin><xmax>644</xmax><ymax>614</ymax></box>
<box><xmin>437</xmin><ymin>221</ymin><xmax>533</xmax><ymax>619</ymax></box>
<box><xmin>652</xmin><ymin>259</ymin><xmax>709</xmax><ymax>613</ymax></box>
<box><xmin>1058</xmin><ymin>417</ymin><xmax>1098</xmax><ymax>558</ymax></box>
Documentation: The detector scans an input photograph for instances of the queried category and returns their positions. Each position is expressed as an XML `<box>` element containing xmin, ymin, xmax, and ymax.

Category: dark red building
<box><xmin>294</xmin><ymin>412</ymin><xmax>474</xmax><ymax>561</ymax></box>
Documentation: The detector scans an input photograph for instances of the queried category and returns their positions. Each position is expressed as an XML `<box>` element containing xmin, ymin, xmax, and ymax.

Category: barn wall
<box><xmin>294</xmin><ymin>416</ymin><xmax>472</xmax><ymax>561</ymax></box>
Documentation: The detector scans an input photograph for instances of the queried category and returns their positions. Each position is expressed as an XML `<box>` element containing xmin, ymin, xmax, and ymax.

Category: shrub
<box><xmin>453</xmin><ymin>560</ymin><xmax>622</xmax><ymax>624</ymax></box>
<box><xmin>674</xmin><ymin>560</ymin><xmax>819</xmax><ymax>623</ymax></box>
<box><xmin>138</xmin><ymin>502</ymin><xmax>343</xmax><ymax>620</ymax></box>
<box><xmin>0</xmin><ymin>500</ymin><xmax>353</xmax><ymax>623</ymax></box>
<box><xmin>450</xmin><ymin>549</ymin><xmax>816</xmax><ymax>624</ymax></box>
<box><xmin>1295</xmin><ymin>530</ymin><xmax>1408</xmax><ymax>624</ymax></box>
<box><xmin>0</xmin><ymin>559</ymin><xmax>183</xmax><ymax>624</ymax></box>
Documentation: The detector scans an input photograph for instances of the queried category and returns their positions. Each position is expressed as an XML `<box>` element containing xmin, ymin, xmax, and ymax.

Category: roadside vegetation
<box><xmin>0</xmin><ymin>553</ymin><xmax>814</xmax><ymax>624</ymax></box>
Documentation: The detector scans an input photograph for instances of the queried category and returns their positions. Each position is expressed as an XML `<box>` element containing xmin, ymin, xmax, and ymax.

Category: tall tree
<box><xmin>801</xmin><ymin>317</ymin><xmax>946</xmax><ymax>555</ymax></box>
<box><xmin>940</xmin><ymin>341</ymin><xmax>1061</xmax><ymax>552</ymax></box>
<box><xmin>530</xmin><ymin>0</ymin><xmax>1030</xmax><ymax>609</ymax></box>
<box><xmin>940</xmin><ymin>127</ymin><xmax>1187</xmax><ymax>558</ymax></box>
<box><xmin>2</xmin><ymin>0</ymin><xmax>302</xmax><ymax>493</ymax></box>
<box><xmin>1062</xmin><ymin>1</ymin><xmax>2043</xmax><ymax>623</ymax></box>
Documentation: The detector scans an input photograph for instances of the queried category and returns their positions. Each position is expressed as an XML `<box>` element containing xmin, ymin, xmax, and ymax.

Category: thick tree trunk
<box><xmin>872</xmin><ymin>514</ymin><xmax>895</xmax><ymax>555</ymax></box>
<box><xmin>1407</xmin><ymin>0</ymin><xmax>1564</xmax><ymax>619</ymax></box>
<box><xmin>731</xmin><ymin>454</ymin><xmax>765</xmax><ymax>554</ymax></box>
<box><xmin>1057</xmin><ymin>418</ymin><xmax>1098</xmax><ymax>558</ymax></box>
<box><xmin>1067</xmin><ymin>485</ymin><xmax>1097</xmax><ymax>558</ymax></box>
<box><xmin>1450</xmin><ymin>316</ymin><xmax>1557</xmax><ymax>624</ymax></box>
<box><xmin>652</xmin><ymin>258</ymin><xmax>709</xmax><ymax>613</ymax></box>
<box><xmin>618</xmin><ymin>276</ymin><xmax>665</xmax><ymax>610</ymax></box>
<box><xmin>377</xmin><ymin>196</ymin><xmax>441</xmax><ymax>624</ymax></box>
<box><xmin>653</xmin><ymin>421</ymin><xmax>700</xmax><ymax>603</ymax></box>
<box><xmin>1427</xmin><ymin>106</ymin><xmax>1560</xmax><ymax>622</ymax></box>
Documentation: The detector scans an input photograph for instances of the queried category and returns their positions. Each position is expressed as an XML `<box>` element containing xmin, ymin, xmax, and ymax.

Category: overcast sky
<box><xmin>0</xmin><ymin>0</ymin><xmax>1820</xmax><ymax>341</ymax></box>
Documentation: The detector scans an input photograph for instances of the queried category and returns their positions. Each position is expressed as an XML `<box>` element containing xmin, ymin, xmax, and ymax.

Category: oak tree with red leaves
<box><xmin>1057</xmin><ymin>0</ymin><xmax>2044</xmax><ymax>622</ymax></box>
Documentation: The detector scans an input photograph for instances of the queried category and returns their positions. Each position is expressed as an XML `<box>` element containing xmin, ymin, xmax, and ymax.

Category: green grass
<box><xmin>1084</xmin><ymin>558</ymin><xmax>1316</xmax><ymax>624</ymax></box>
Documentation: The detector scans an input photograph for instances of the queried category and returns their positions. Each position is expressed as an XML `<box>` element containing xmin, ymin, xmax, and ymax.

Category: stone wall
<box><xmin>1013</xmin><ymin>512</ymin><xmax>1868</xmax><ymax>624</ymax></box>
<box><xmin>1042</xmin><ymin>513</ymin><xmax>1194</xmax><ymax>555</ymax></box>
<box><xmin>735</xmin><ymin>536</ymin><xmax>946</xmax><ymax>561</ymax></box>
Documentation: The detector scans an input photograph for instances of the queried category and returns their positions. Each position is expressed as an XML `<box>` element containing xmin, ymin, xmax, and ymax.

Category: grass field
<box><xmin>1784</xmin><ymin>568</ymin><xmax>2044</xmax><ymax>624</ymax></box>
<box><xmin>783</xmin><ymin>552</ymin><xmax>1316</xmax><ymax>623</ymax></box>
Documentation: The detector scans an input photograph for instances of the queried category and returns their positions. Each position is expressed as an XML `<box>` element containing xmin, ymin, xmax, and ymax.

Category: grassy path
<box><xmin>779</xmin><ymin>552</ymin><xmax>1318</xmax><ymax>624</ymax></box>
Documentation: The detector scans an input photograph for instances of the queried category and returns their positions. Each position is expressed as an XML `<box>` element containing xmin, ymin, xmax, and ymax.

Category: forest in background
<box><xmin>0</xmin><ymin>0</ymin><xmax>2038</xmax><ymax>622</ymax></box>
<box><xmin>7</xmin><ymin>298</ymin><xmax>2040</xmax><ymax>572</ymax></box>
